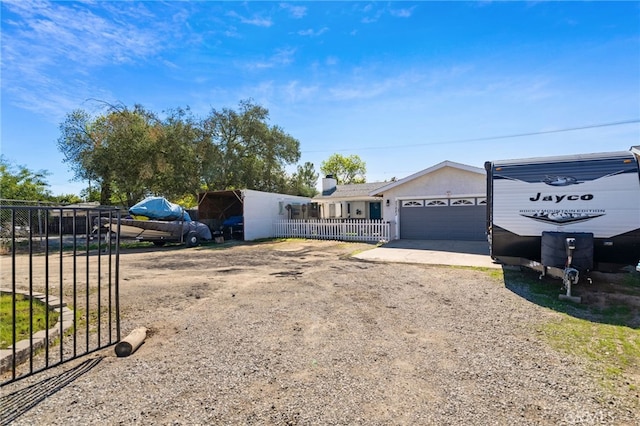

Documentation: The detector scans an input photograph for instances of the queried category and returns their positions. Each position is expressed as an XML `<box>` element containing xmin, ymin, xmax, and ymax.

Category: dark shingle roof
<box><xmin>316</xmin><ymin>181</ymin><xmax>388</xmax><ymax>199</ymax></box>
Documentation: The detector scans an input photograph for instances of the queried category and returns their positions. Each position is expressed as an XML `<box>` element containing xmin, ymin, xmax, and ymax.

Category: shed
<box><xmin>197</xmin><ymin>189</ymin><xmax>311</xmax><ymax>241</ymax></box>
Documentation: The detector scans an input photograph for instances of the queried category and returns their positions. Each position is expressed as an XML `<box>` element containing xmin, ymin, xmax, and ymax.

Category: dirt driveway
<box><xmin>2</xmin><ymin>239</ymin><xmax>639</xmax><ymax>425</ymax></box>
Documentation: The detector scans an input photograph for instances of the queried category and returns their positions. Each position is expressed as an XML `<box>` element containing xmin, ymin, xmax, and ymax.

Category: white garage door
<box><xmin>400</xmin><ymin>197</ymin><xmax>486</xmax><ymax>241</ymax></box>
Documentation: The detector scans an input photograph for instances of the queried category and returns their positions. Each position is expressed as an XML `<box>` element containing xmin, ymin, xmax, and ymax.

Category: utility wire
<box><xmin>302</xmin><ymin>119</ymin><xmax>640</xmax><ymax>154</ymax></box>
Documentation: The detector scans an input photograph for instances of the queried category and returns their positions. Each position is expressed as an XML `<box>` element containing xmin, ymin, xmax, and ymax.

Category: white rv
<box><xmin>485</xmin><ymin>147</ymin><xmax>640</xmax><ymax>283</ymax></box>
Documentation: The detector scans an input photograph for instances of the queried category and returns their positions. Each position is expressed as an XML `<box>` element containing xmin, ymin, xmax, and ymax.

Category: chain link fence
<box><xmin>0</xmin><ymin>198</ymin><xmax>55</xmax><ymax>234</ymax></box>
<box><xmin>0</xmin><ymin>199</ymin><xmax>112</xmax><ymax>253</ymax></box>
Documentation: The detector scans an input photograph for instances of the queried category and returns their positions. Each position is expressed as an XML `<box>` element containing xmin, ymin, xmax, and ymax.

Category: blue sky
<box><xmin>2</xmin><ymin>0</ymin><xmax>639</xmax><ymax>196</ymax></box>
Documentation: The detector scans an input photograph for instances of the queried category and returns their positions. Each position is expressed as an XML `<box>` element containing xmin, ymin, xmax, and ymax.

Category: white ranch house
<box><xmin>311</xmin><ymin>160</ymin><xmax>486</xmax><ymax>241</ymax></box>
<box><xmin>204</xmin><ymin>161</ymin><xmax>487</xmax><ymax>243</ymax></box>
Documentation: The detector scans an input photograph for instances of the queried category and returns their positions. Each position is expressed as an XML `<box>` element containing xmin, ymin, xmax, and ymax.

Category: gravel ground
<box><xmin>2</xmin><ymin>239</ymin><xmax>638</xmax><ymax>425</ymax></box>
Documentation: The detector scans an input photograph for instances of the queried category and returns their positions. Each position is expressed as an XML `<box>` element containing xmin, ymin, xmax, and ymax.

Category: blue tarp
<box><xmin>222</xmin><ymin>216</ymin><xmax>243</xmax><ymax>227</ymax></box>
<box><xmin>129</xmin><ymin>197</ymin><xmax>191</xmax><ymax>221</ymax></box>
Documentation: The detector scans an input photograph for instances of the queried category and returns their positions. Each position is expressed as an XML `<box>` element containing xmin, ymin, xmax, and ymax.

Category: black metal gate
<box><xmin>0</xmin><ymin>203</ymin><xmax>121</xmax><ymax>385</ymax></box>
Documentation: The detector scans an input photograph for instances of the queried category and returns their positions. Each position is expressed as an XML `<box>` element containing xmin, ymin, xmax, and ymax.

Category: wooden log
<box><xmin>115</xmin><ymin>327</ymin><xmax>148</xmax><ymax>357</ymax></box>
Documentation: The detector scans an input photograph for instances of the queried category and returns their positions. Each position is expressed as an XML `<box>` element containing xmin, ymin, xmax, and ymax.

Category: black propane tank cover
<box><xmin>541</xmin><ymin>231</ymin><xmax>594</xmax><ymax>271</ymax></box>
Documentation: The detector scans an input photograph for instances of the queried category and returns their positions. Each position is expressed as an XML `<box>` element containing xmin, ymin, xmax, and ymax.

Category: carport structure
<box><xmin>197</xmin><ymin>190</ymin><xmax>243</xmax><ymax>233</ymax></box>
<box><xmin>197</xmin><ymin>189</ymin><xmax>311</xmax><ymax>241</ymax></box>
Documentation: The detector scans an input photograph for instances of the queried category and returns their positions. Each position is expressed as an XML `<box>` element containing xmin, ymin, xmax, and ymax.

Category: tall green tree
<box><xmin>96</xmin><ymin>105</ymin><xmax>159</xmax><ymax>206</ymax></box>
<box><xmin>320</xmin><ymin>154</ymin><xmax>367</xmax><ymax>184</ymax></box>
<box><xmin>58</xmin><ymin>104</ymin><xmax>161</xmax><ymax>206</ymax></box>
<box><xmin>201</xmin><ymin>100</ymin><xmax>300</xmax><ymax>192</ymax></box>
<box><xmin>56</xmin><ymin>109</ymin><xmax>103</xmax><ymax>198</ymax></box>
<box><xmin>0</xmin><ymin>156</ymin><xmax>51</xmax><ymax>201</ymax></box>
<box><xmin>58</xmin><ymin>100</ymin><xmax>304</xmax><ymax>205</ymax></box>
<box><xmin>150</xmin><ymin>107</ymin><xmax>203</xmax><ymax>201</ymax></box>
<box><xmin>289</xmin><ymin>162</ymin><xmax>319</xmax><ymax>197</ymax></box>
<box><xmin>79</xmin><ymin>185</ymin><xmax>101</xmax><ymax>202</ymax></box>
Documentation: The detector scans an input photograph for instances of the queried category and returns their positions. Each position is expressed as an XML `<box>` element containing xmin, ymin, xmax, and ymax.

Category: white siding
<box><xmin>242</xmin><ymin>190</ymin><xmax>311</xmax><ymax>240</ymax></box>
<box><xmin>328</xmin><ymin>203</ymin><xmax>342</xmax><ymax>218</ymax></box>
<box><xmin>350</xmin><ymin>201</ymin><xmax>366</xmax><ymax>218</ymax></box>
<box><xmin>382</xmin><ymin>167</ymin><xmax>485</xmax><ymax>240</ymax></box>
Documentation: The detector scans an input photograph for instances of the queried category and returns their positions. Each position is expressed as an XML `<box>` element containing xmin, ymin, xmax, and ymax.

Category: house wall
<box><xmin>380</xmin><ymin>167</ymin><xmax>486</xmax><ymax>240</ymax></box>
<box><xmin>242</xmin><ymin>189</ymin><xmax>311</xmax><ymax>240</ymax></box>
<box><xmin>317</xmin><ymin>200</ymin><xmax>378</xmax><ymax>219</ymax></box>
<box><xmin>318</xmin><ymin>201</ymin><xmax>345</xmax><ymax>219</ymax></box>
<box><xmin>327</xmin><ymin>202</ymin><xmax>342</xmax><ymax>218</ymax></box>
<box><xmin>353</xmin><ymin>201</ymin><xmax>367</xmax><ymax>218</ymax></box>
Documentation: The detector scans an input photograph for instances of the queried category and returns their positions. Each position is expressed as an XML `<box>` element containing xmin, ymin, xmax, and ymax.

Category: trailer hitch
<box><xmin>559</xmin><ymin>237</ymin><xmax>581</xmax><ymax>303</ymax></box>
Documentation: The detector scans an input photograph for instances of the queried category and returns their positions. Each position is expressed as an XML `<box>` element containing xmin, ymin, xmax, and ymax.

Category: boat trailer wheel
<box><xmin>186</xmin><ymin>231</ymin><xmax>199</xmax><ymax>247</ymax></box>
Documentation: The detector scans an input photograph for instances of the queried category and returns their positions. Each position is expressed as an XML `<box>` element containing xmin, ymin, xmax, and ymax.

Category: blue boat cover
<box><xmin>129</xmin><ymin>197</ymin><xmax>192</xmax><ymax>221</ymax></box>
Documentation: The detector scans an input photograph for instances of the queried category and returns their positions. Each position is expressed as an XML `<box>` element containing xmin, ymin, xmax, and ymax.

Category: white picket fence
<box><xmin>274</xmin><ymin>219</ymin><xmax>389</xmax><ymax>243</ymax></box>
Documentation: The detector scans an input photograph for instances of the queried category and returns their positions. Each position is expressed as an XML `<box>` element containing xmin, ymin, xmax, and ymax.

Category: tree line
<box><xmin>57</xmin><ymin>100</ymin><xmax>320</xmax><ymax>207</ymax></box>
<box><xmin>2</xmin><ymin>99</ymin><xmax>369</xmax><ymax>207</ymax></box>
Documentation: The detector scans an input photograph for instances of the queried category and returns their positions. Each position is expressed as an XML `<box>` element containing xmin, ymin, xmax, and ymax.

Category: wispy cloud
<box><xmin>280</xmin><ymin>3</ymin><xmax>306</xmax><ymax>19</ymax></box>
<box><xmin>298</xmin><ymin>27</ymin><xmax>329</xmax><ymax>37</ymax></box>
<box><xmin>316</xmin><ymin>65</ymin><xmax>485</xmax><ymax>104</ymax></box>
<box><xmin>390</xmin><ymin>6</ymin><xmax>416</xmax><ymax>18</ymax></box>
<box><xmin>246</xmin><ymin>47</ymin><xmax>297</xmax><ymax>70</ymax></box>
<box><xmin>227</xmin><ymin>65</ymin><xmax>467</xmax><ymax>108</ymax></box>
<box><xmin>3</xmin><ymin>0</ymin><xmax>164</xmax><ymax>67</ymax></box>
<box><xmin>282</xmin><ymin>81</ymin><xmax>320</xmax><ymax>103</ymax></box>
<box><xmin>360</xmin><ymin>3</ymin><xmax>417</xmax><ymax>23</ymax></box>
<box><xmin>433</xmin><ymin>68</ymin><xmax>555</xmax><ymax>103</ymax></box>
<box><xmin>328</xmin><ymin>77</ymin><xmax>405</xmax><ymax>101</ymax></box>
<box><xmin>273</xmin><ymin>48</ymin><xmax>297</xmax><ymax>66</ymax></box>
<box><xmin>224</xmin><ymin>26</ymin><xmax>241</xmax><ymax>38</ymax></box>
<box><xmin>226</xmin><ymin>79</ymin><xmax>319</xmax><ymax>107</ymax></box>
<box><xmin>359</xmin><ymin>2</ymin><xmax>384</xmax><ymax>24</ymax></box>
<box><xmin>227</xmin><ymin>10</ymin><xmax>273</xmax><ymax>28</ymax></box>
<box><xmin>1</xmin><ymin>0</ymin><xmax>172</xmax><ymax>120</ymax></box>
<box><xmin>504</xmin><ymin>78</ymin><xmax>555</xmax><ymax>102</ymax></box>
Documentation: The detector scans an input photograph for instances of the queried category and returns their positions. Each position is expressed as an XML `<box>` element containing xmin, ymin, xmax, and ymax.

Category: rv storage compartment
<box><xmin>541</xmin><ymin>232</ymin><xmax>594</xmax><ymax>272</ymax></box>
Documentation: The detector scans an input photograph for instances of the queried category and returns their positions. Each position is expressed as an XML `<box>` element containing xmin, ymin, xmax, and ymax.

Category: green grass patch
<box><xmin>0</xmin><ymin>293</ymin><xmax>60</xmax><ymax>349</ymax></box>
<box><xmin>502</xmin><ymin>268</ymin><xmax>640</xmax><ymax>325</ymax></box>
<box><xmin>502</xmin><ymin>268</ymin><xmax>592</xmax><ymax>313</ymax></box>
<box><xmin>486</xmin><ymin>268</ymin><xmax>505</xmax><ymax>281</ymax></box>
<box><xmin>501</xmin><ymin>267</ymin><xmax>640</xmax><ymax>397</ymax></box>
<box><xmin>622</xmin><ymin>272</ymin><xmax>640</xmax><ymax>288</ymax></box>
<box><xmin>441</xmin><ymin>265</ymin><xmax>505</xmax><ymax>281</ymax></box>
<box><xmin>540</xmin><ymin>315</ymin><xmax>640</xmax><ymax>391</ymax></box>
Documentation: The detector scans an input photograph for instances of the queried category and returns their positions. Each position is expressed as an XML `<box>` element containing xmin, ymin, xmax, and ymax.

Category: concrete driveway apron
<box><xmin>353</xmin><ymin>240</ymin><xmax>502</xmax><ymax>269</ymax></box>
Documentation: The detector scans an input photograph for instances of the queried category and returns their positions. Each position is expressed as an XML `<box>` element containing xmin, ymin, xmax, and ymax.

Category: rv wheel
<box><xmin>186</xmin><ymin>231</ymin><xmax>199</xmax><ymax>247</ymax></box>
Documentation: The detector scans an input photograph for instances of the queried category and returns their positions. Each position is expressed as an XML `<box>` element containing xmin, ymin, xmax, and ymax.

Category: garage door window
<box><xmin>451</xmin><ymin>198</ymin><xmax>474</xmax><ymax>206</ymax></box>
<box><xmin>402</xmin><ymin>200</ymin><xmax>424</xmax><ymax>207</ymax></box>
<box><xmin>425</xmin><ymin>199</ymin><xmax>447</xmax><ymax>206</ymax></box>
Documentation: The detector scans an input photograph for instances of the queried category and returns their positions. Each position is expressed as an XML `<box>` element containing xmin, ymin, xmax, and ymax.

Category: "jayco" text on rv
<box><xmin>529</xmin><ymin>193</ymin><xmax>594</xmax><ymax>203</ymax></box>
